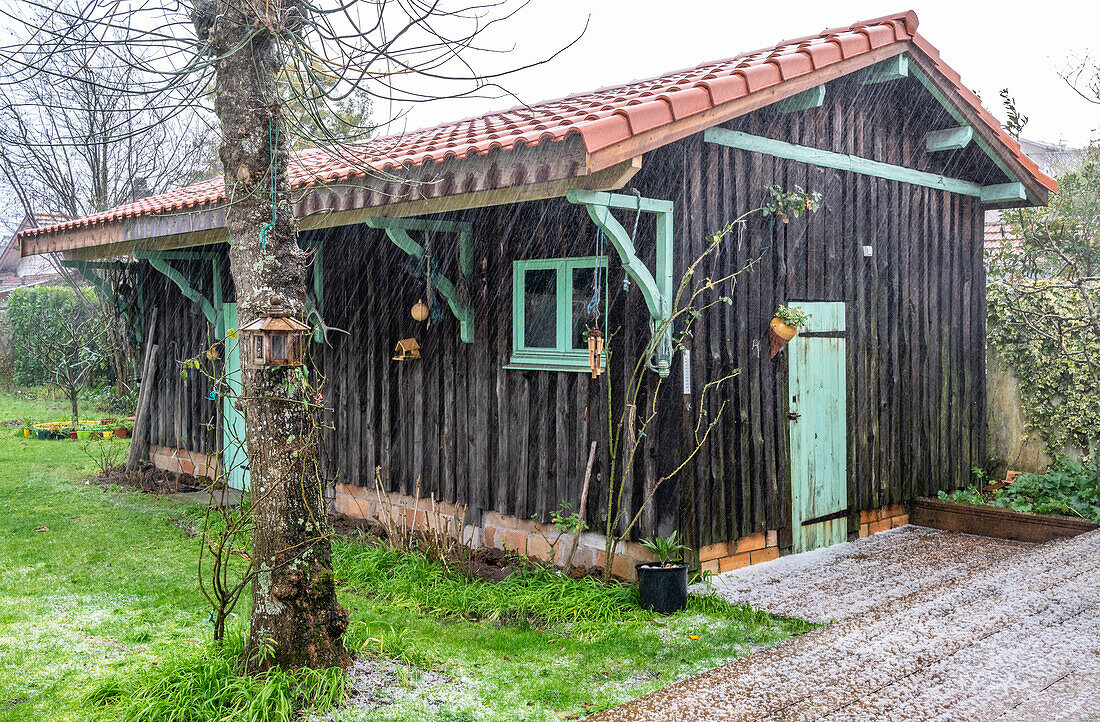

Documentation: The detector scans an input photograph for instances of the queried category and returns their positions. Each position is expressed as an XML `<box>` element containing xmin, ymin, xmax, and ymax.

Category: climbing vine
<box><xmin>987</xmin><ymin>279</ymin><xmax>1100</xmax><ymax>456</ymax></box>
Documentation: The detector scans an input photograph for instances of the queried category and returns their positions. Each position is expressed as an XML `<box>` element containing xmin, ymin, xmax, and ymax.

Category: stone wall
<box><xmin>986</xmin><ymin>348</ymin><xmax>1053</xmax><ymax>476</ymax></box>
<box><xmin>148</xmin><ymin>443</ymin><xmax>220</xmax><ymax>478</ymax></box>
<box><xmin>334</xmin><ymin>482</ymin><xmax>654</xmax><ymax>580</ymax></box>
<box><xmin>858</xmin><ymin>504</ymin><xmax>910</xmax><ymax>537</ymax></box>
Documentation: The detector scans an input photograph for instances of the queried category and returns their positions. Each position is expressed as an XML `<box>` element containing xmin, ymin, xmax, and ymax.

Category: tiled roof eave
<box><xmin>18</xmin><ymin>10</ymin><xmax>1055</xmax><ymax>249</ymax></box>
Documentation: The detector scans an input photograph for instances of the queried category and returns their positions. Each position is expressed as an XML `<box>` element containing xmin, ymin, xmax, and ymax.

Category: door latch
<box><xmin>788</xmin><ymin>411</ymin><xmax>801</xmax><ymax>420</ymax></box>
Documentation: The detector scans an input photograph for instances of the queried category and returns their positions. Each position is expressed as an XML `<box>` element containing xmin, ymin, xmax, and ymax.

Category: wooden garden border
<box><xmin>910</xmin><ymin>498</ymin><xmax>1098</xmax><ymax>544</ymax></box>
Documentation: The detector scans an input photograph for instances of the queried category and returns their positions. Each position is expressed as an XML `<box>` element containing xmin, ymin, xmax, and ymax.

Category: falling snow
<box><xmin>589</xmin><ymin>526</ymin><xmax>1100</xmax><ymax>721</ymax></box>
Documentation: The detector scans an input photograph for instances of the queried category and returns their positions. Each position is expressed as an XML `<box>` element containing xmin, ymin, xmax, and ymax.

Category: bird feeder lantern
<box><xmin>393</xmin><ymin>338</ymin><xmax>421</xmax><ymax>361</ymax></box>
<box><xmin>238</xmin><ymin>296</ymin><xmax>311</xmax><ymax>369</ymax></box>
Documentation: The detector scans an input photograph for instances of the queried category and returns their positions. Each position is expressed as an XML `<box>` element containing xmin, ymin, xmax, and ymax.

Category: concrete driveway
<box><xmin>588</xmin><ymin>525</ymin><xmax>1100</xmax><ymax>721</ymax></box>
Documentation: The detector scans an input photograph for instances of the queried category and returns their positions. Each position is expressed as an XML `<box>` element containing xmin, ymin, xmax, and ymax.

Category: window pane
<box><xmin>572</xmin><ymin>266</ymin><xmax>600</xmax><ymax>349</ymax></box>
<box><xmin>523</xmin><ymin>268</ymin><xmax>557</xmax><ymax>348</ymax></box>
<box><xmin>271</xmin><ymin>333</ymin><xmax>286</xmax><ymax>359</ymax></box>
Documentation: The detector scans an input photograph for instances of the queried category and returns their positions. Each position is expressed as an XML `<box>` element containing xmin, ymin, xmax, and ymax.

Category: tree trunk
<box><xmin>68</xmin><ymin>385</ymin><xmax>79</xmax><ymax>426</ymax></box>
<box><xmin>204</xmin><ymin>0</ymin><xmax>348</xmax><ymax>672</ymax></box>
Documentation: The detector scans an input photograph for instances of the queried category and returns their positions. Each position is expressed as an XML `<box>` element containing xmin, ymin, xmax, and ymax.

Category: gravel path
<box><xmin>588</xmin><ymin>527</ymin><xmax>1100</xmax><ymax>721</ymax></box>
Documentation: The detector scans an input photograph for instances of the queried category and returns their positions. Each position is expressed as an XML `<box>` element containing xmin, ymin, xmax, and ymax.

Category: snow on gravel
<box><xmin>589</xmin><ymin>528</ymin><xmax>1100</xmax><ymax>721</ymax></box>
<box><xmin>695</xmin><ymin>525</ymin><xmax>1031</xmax><ymax>622</ymax></box>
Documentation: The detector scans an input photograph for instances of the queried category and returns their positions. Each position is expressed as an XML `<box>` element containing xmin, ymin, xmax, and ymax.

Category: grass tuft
<box><xmin>85</xmin><ymin>631</ymin><xmax>346</xmax><ymax>722</ymax></box>
<box><xmin>333</xmin><ymin>539</ymin><xmax>812</xmax><ymax>639</ymax></box>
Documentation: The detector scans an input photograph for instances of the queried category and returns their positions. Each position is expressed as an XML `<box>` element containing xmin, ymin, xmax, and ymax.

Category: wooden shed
<box><xmin>19</xmin><ymin>11</ymin><xmax>1056</xmax><ymax>574</ymax></box>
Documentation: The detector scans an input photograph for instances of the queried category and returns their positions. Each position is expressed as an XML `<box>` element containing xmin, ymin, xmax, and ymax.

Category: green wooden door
<box><xmin>222</xmin><ymin>303</ymin><xmax>250</xmax><ymax>492</ymax></box>
<box><xmin>787</xmin><ymin>301</ymin><xmax>847</xmax><ymax>553</ymax></box>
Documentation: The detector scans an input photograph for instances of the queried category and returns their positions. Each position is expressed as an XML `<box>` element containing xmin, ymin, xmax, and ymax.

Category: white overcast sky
<box><xmin>381</xmin><ymin>1</ymin><xmax>1099</xmax><ymax>149</ymax></box>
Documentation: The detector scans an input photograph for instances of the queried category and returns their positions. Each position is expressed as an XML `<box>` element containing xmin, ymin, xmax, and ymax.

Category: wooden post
<box><xmin>125</xmin><ymin>307</ymin><xmax>159</xmax><ymax>473</ymax></box>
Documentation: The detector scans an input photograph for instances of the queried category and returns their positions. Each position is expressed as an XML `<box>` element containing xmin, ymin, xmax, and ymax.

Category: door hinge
<box><xmin>801</xmin><ymin>508</ymin><xmax>849</xmax><ymax>526</ymax></box>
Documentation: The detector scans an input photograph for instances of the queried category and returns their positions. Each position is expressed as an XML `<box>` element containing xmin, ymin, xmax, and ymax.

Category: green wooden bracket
<box><xmin>980</xmin><ymin>182</ymin><xmax>1028</xmax><ymax>204</ymax></box>
<box><xmin>565</xmin><ymin>189</ymin><xmax>674</xmax><ymax>377</ymax></box>
<box><xmin>59</xmin><ymin>260</ymin><xmax>122</xmax><ymax>307</ymax></box>
<box><xmin>61</xmin><ymin>259</ymin><xmax>144</xmax><ymax>346</ymax></box>
<box><xmin>925</xmin><ymin>126</ymin><xmax>973</xmax><ymax>152</ymax></box>
<box><xmin>299</xmin><ymin>237</ymin><xmax>326</xmax><ymax>342</ymax></box>
<box><xmin>136</xmin><ymin>250</ymin><xmax>218</xmax><ymax>326</ymax></box>
<box><xmin>907</xmin><ymin>58</ymin><xmax>1037</xmax><ymax>205</ymax></box>
<box><xmin>776</xmin><ymin>85</ymin><xmax>826</xmax><ymax>114</ymax></box>
<box><xmin>856</xmin><ymin>53</ymin><xmax>908</xmax><ymax>84</ymax></box>
<box><xmin>364</xmin><ymin>217</ymin><xmax>474</xmax><ymax>343</ymax></box>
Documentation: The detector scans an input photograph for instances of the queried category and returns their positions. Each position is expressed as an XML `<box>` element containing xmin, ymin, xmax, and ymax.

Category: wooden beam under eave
<box><xmin>855</xmin><ymin>53</ymin><xmax>909</xmax><ymax>84</ymax></box>
<box><xmin>905</xmin><ymin>49</ymin><xmax>1049</xmax><ymax>207</ymax></box>
<box><xmin>775</xmin><ymin>85</ymin><xmax>826</xmax><ymax>114</ymax></box>
<box><xmin>297</xmin><ymin>156</ymin><xmax>643</xmax><ymax>231</ymax></box>
<box><xmin>926</xmin><ymin>126</ymin><xmax>973</xmax><ymax>152</ymax></box>
<box><xmin>705</xmin><ymin>127</ymin><xmax>985</xmax><ymax>197</ymax></box>
<box><xmin>980</xmin><ymin>182</ymin><xmax>1027</xmax><ymax>204</ymax></box>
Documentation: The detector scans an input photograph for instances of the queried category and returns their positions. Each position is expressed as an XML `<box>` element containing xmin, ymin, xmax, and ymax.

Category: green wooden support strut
<box><xmin>856</xmin><ymin>53</ymin><xmax>908</xmax><ymax>84</ymax></box>
<box><xmin>364</xmin><ymin>217</ymin><xmax>475</xmax><ymax>343</ymax></box>
<box><xmin>566</xmin><ymin>189</ymin><xmax>674</xmax><ymax>377</ymax></box>
<box><xmin>135</xmin><ymin>250</ymin><xmax>219</xmax><ymax>327</ymax></box>
<box><xmin>705</xmin><ymin>127</ymin><xmax>1026</xmax><ymax>203</ymax></box>
<box><xmin>925</xmin><ymin>126</ymin><xmax>973</xmax><ymax>152</ymax></box>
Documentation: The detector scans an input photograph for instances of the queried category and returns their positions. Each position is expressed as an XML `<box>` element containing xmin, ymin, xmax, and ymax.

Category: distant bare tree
<box><xmin>0</xmin><ymin>0</ymin><xmax>580</xmax><ymax>675</ymax></box>
<box><xmin>0</xmin><ymin>19</ymin><xmax>207</xmax><ymax>222</ymax></box>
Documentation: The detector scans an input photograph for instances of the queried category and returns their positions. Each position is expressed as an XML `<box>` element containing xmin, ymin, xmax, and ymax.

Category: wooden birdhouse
<box><xmin>393</xmin><ymin>338</ymin><xmax>421</xmax><ymax>361</ymax></box>
<box><xmin>239</xmin><ymin>296</ymin><xmax>310</xmax><ymax>369</ymax></box>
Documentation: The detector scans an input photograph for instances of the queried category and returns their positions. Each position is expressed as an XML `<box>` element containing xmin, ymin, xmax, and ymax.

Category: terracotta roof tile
<box><xmin>21</xmin><ymin>10</ymin><xmax>1055</xmax><ymax>242</ymax></box>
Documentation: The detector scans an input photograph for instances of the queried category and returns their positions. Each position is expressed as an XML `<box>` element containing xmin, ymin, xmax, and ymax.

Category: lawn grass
<box><xmin>0</xmin><ymin>393</ymin><xmax>812</xmax><ymax>722</ymax></box>
<box><xmin>0</xmin><ymin>387</ymin><xmax>78</xmax><ymax>425</ymax></box>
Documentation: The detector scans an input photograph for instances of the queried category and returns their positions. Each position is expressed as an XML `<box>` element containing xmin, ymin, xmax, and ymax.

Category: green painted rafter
<box><xmin>565</xmin><ymin>189</ymin><xmax>674</xmax><ymax>377</ymax></box>
<box><xmin>906</xmin><ymin>59</ymin><xmax>1036</xmax><ymax>205</ymax></box>
<box><xmin>980</xmin><ymin>183</ymin><xmax>1028</xmax><ymax>203</ymax></box>
<box><xmin>705</xmin><ymin>127</ymin><xmax>1025</xmax><ymax>203</ymax></box>
<box><xmin>775</xmin><ymin>85</ymin><xmax>826</xmax><ymax>114</ymax></box>
<box><xmin>364</xmin><ymin>217</ymin><xmax>474</xmax><ymax>343</ymax></box>
<box><xmin>925</xmin><ymin>126</ymin><xmax>973</xmax><ymax>152</ymax></box>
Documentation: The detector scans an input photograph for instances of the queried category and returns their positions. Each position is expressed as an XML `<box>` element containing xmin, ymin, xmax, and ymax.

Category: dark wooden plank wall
<box><xmin>138</xmin><ymin>260</ymin><xmax>220</xmax><ymax>455</ymax></box>
<box><xmin>141</xmin><ymin>73</ymin><xmax>994</xmax><ymax>547</ymax></box>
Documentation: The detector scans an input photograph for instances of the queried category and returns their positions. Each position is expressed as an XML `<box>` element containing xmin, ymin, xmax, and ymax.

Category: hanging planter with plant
<box><xmin>769</xmin><ymin>305</ymin><xmax>812</xmax><ymax>358</ymax></box>
<box><xmin>636</xmin><ymin>530</ymin><xmax>689</xmax><ymax>614</ymax></box>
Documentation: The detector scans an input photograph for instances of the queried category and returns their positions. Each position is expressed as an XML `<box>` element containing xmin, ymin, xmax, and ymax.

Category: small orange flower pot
<box><xmin>769</xmin><ymin>318</ymin><xmax>798</xmax><ymax>358</ymax></box>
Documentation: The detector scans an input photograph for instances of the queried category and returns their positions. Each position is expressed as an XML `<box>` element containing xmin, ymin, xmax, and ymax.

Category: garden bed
<box><xmin>910</xmin><ymin>498</ymin><xmax>1097</xmax><ymax>543</ymax></box>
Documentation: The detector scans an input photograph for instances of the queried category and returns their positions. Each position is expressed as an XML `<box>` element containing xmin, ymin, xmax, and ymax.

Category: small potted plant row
<box><xmin>637</xmin><ymin>530</ymin><xmax>690</xmax><ymax>615</ymax></box>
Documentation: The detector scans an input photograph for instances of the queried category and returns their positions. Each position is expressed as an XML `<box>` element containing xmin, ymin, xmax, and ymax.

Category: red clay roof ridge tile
<box><xmin>21</xmin><ymin>10</ymin><xmax>1053</xmax><ymax>241</ymax></box>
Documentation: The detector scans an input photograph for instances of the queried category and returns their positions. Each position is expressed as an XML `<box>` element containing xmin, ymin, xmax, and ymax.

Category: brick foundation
<box><xmin>698</xmin><ymin>530</ymin><xmax>781</xmax><ymax>574</ymax></box>
<box><xmin>334</xmin><ymin>483</ymin><xmax>654</xmax><ymax>579</ymax></box>
<box><xmin>149</xmin><ymin>444</ymin><xmax>220</xmax><ymax>478</ymax></box>
<box><xmin>859</xmin><ymin>503</ymin><xmax>909</xmax><ymax>537</ymax></box>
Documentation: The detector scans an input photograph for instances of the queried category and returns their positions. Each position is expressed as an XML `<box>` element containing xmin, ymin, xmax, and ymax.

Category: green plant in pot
<box><xmin>769</xmin><ymin>305</ymin><xmax>812</xmax><ymax>358</ymax></box>
<box><xmin>637</xmin><ymin>530</ymin><xmax>689</xmax><ymax>614</ymax></box>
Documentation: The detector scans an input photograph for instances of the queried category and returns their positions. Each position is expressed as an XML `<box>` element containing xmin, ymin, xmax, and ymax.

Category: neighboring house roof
<box><xmin>18</xmin><ymin>10</ymin><xmax>1056</xmax><ymax>251</ymax></box>
<box><xmin>0</xmin><ymin>213</ymin><xmax>67</xmax><ymax>271</ymax></box>
<box><xmin>984</xmin><ymin>220</ymin><xmax>1023</xmax><ymax>254</ymax></box>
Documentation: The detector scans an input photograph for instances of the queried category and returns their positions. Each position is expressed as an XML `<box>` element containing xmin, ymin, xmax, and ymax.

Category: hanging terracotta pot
<box><xmin>769</xmin><ymin>317</ymin><xmax>799</xmax><ymax>358</ymax></box>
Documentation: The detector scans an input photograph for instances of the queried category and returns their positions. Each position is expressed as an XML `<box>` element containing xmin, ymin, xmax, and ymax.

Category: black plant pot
<box><xmin>636</xmin><ymin>563</ymin><xmax>688</xmax><ymax>614</ymax></box>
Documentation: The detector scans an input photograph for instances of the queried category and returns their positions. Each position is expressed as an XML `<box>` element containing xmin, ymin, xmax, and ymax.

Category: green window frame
<box><xmin>508</xmin><ymin>256</ymin><xmax>607</xmax><ymax>372</ymax></box>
